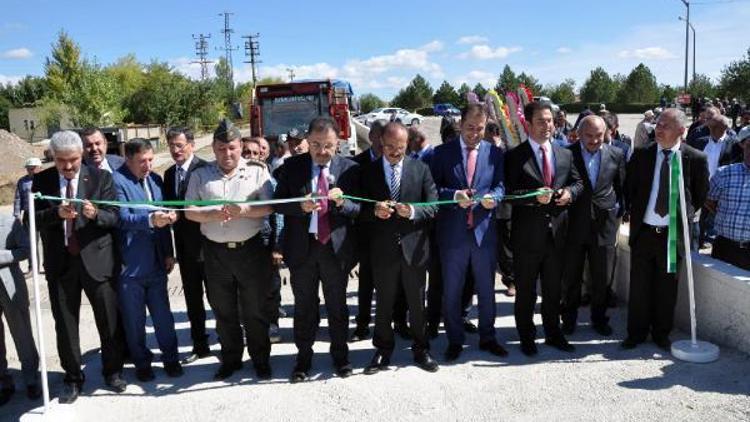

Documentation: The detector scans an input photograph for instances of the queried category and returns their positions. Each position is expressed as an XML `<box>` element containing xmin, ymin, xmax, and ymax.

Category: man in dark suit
<box><xmin>350</xmin><ymin>119</ymin><xmax>385</xmax><ymax>341</ymax></box>
<box><xmin>80</xmin><ymin>127</ymin><xmax>125</xmax><ymax>173</ymax></box>
<box><xmin>163</xmin><ymin>128</ymin><xmax>211</xmax><ymax>363</ymax></box>
<box><xmin>504</xmin><ymin>101</ymin><xmax>584</xmax><ymax>356</ymax></box>
<box><xmin>623</xmin><ymin>108</ymin><xmax>709</xmax><ymax>351</ymax></box>
<box><xmin>273</xmin><ymin>117</ymin><xmax>360</xmax><ymax>382</ymax></box>
<box><xmin>32</xmin><ymin>130</ymin><xmax>126</xmax><ymax>403</ymax></box>
<box><xmin>430</xmin><ymin>104</ymin><xmax>507</xmax><ymax>361</ymax></box>
<box><xmin>561</xmin><ymin>115</ymin><xmax>625</xmax><ymax>337</ymax></box>
<box><xmin>360</xmin><ymin>122</ymin><xmax>439</xmax><ymax>374</ymax></box>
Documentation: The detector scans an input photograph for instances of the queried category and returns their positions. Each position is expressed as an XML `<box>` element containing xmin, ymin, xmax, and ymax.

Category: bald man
<box><xmin>560</xmin><ymin>115</ymin><xmax>626</xmax><ymax>337</ymax></box>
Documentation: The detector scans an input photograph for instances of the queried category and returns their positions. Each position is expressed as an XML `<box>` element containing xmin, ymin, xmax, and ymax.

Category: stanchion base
<box><xmin>671</xmin><ymin>339</ymin><xmax>720</xmax><ymax>363</ymax></box>
<box><xmin>21</xmin><ymin>401</ymin><xmax>76</xmax><ymax>421</ymax></box>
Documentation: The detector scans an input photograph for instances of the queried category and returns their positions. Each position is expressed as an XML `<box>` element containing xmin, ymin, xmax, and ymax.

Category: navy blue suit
<box><xmin>113</xmin><ymin>165</ymin><xmax>178</xmax><ymax>370</ymax></box>
<box><xmin>430</xmin><ymin>138</ymin><xmax>505</xmax><ymax>346</ymax></box>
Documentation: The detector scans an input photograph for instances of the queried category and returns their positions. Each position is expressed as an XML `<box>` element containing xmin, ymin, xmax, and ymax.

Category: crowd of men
<box><xmin>1</xmin><ymin>100</ymin><xmax>749</xmax><ymax>406</ymax></box>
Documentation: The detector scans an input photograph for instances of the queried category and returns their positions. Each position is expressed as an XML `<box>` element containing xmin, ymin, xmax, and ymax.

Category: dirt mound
<box><xmin>0</xmin><ymin>129</ymin><xmax>41</xmax><ymax>205</ymax></box>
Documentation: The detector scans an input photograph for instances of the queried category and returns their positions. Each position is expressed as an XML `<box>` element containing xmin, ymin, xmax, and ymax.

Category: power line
<box><xmin>242</xmin><ymin>33</ymin><xmax>262</xmax><ymax>85</ymax></box>
<box><xmin>217</xmin><ymin>11</ymin><xmax>239</xmax><ymax>100</ymax></box>
<box><xmin>191</xmin><ymin>33</ymin><xmax>212</xmax><ymax>81</ymax></box>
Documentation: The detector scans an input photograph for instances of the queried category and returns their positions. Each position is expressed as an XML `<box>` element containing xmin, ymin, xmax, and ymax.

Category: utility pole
<box><xmin>217</xmin><ymin>11</ymin><xmax>238</xmax><ymax>101</ymax></box>
<box><xmin>678</xmin><ymin>16</ymin><xmax>696</xmax><ymax>84</ymax></box>
<box><xmin>242</xmin><ymin>33</ymin><xmax>262</xmax><ymax>85</ymax></box>
<box><xmin>286</xmin><ymin>67</ymin><xmax>296</xmax><ymax>82</ymax></box>
<box><xmin>680</xmin><ymin>0</ymin><xmax>690</xmax><ymax>93</ymax></box>
<box><xmin>191</xmin><ymin>33</ymin><xmax>212</xmax><ymax>81</ymax></box>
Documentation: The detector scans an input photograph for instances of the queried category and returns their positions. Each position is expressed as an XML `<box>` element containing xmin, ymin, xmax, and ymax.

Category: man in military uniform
<box><xmin>185</xmin><ymin>119</ymin><xmax>275</xmax><ymax>381</ymax></box>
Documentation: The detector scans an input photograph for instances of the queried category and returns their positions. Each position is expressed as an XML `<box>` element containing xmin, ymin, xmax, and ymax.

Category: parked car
<box><xmin>434</xmin><ymin>103</ymin><xmax>461</xmax><ymax>117</ymax></box>
<box><xmin>364</xmin><ymin>107</ymin><xmax>423</xmax><ymax>126</ymax></box>
<box><xmin>532</xmin><ymin>96</ymin><xmax>560</xmax><ymax>114</ymax></box>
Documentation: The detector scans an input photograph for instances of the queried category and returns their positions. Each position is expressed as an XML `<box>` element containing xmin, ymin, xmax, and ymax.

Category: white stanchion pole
<box><xmin>27</xmin><ymin>192</ymin><xmax>50</xmax><ymax>411</ymax></box>
<box><xmin>670</xmin><ymin>151</ymin><xmax>719</xmax><ymax>363</ymax></box>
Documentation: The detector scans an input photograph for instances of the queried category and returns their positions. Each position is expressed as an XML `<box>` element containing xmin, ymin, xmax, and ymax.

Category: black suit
<box><xmin>562</xmin><ymin>143</ymin><xmax>625</xmax><ymax>327</ymax></box>
<box><xmin>624</xmin><ymin>142</ymin><xmax>709</xmax><ymax>343</ymax></box>
<box><xmin>32</xmin><ymin>165</ymin><xmax>124</xmax><ymax>384</ymax></box>
<box><xmin>504</xmin><ymin>141</ymin><xmax>584</xmax><ymax>343</ymax></box>
<box><xmin>360</xmin><ymin>157</ymin><xmax>437</xmax><ymax>353</ymax></box>
<box><xmin>163</xmin><ymin>156</ymin><xmax>210</xmax><ymax>352</ymax></box>
<box><xmin>273</xmin><ymin>153</ymin><xmax>360</xmax><ymax>369</ymax></box>
<box><xmin>351</xmin><ymin>149</ymin><xmax>378</xmax><ymax>330</ymax></box>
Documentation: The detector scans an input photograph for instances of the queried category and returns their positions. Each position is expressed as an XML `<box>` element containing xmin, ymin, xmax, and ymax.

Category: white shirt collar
<box><xmin>657</xmin><ymin>141</ymin><xmax>681</xmax><ymax>154</ymax></box>
<box><xmin>98</xmin><ymin>157</ymin><xmax>112</xmax><ymax>172</ymax></box>
<box><xmin>178</xmin><ymin>154</ymin><xmax>195</xmax><ymax>172</ymax></box>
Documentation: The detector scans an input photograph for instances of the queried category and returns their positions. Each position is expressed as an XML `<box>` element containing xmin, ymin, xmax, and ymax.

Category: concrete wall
<box><xmin>614</xmin><ymin>226</ymin><xmax>750</xmax><ymax>354</ymax></box>
<box><xmin>8</xmin><ymin>107</ymin><xmax>47</xmax><ymax>142</ymax></box>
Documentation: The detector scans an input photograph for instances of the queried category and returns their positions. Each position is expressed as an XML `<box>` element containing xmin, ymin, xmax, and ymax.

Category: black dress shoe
<box><xmin>620</xmin><ymin>337</ymin><xmax>640</xmax><ymax>350</ymax></box>
<box><xmin>592</xmin><ymin>323</ymin><xmax>613</xmax><ymax>337</ymax></box>
<box><xmin>0</xmin><ymin>385</ymin><xmax>15</xmax><ymax>406</ymax></box>
<box><xmin>580</xmin><ymin>294</ymin><xmax>591</xmax><ymax>307</ymax></box>
<box><xmin>653</xmin><ymin>337</ymin><xmax>672</xmax><ymax>352</ymax></box>
<box><xmin>561</xmin><ymin>320</ymin><xmax>576</xmax><ymax>336</ymax></box>
<box><xmin>414</xmin><ymin>351</ymin><xmax>439</xmax><ymax>373</ymax></box>
<box><xmin>394</xmin><ymin>322</ymin><xmax>412</xmax><ymax>340</ymax></box>
<box><xmin>479</xmin><ymin>341</ymin><xmax>509</xmax><ymax>357</ymax></box>
<box><xmin>136</xmin><ymin>367</ymin><xmax>155</xmax><ymax>382</ymax></box>
<box><xmin>254</xmin><ymin>362</ymin><xmax>272</xmax><ymax>380</ymax></box>
<box><xmin>26</xmin><ymin>384</ymin><xmax>42</xmax><ymax>400</ymax></box>
<box><xmin>213</xmin><ymin>362</ymin><xmax>242</xmax><ymax>381</ymax></box>
<box><xmin>290</xmin><ymin>369</ymin><xmax>309</xmax><ymax>383</ymax></box>
<box><xmin>335</xmin><ymin>364</ymin><xmax>353</xmax><ymax>378</ymax></box>
<box><xmin>426</xmin><ymin>324</ymin><xmax>439</xmax><ymax>339</ymax></box>
<box><xmin>520</xmin><ymin>340</ymin><xmax>538</xmax><ymax>356</ymax></box>
<box><xmin>462</xmin><ymin>319</ymin><xmax>478</xmax><ymax>334</ymax></box>
<box><xmin>164</xmin><ymin>361</ymin><xmax>184</xmax><ymax>378</ymax></box>
<box><xmin>444</xmin><ymin>344</ymin><xmax>462</xmax><ymax>362</ymax></box>
<box><xmin>59</xmin><ymin>383</ymin><xmax>79</xmax><ymax>404</ymax></box>
<box><xmin>364</xmin><ymin>352</ymin><xmax>391</xmax><ymax>375</ymax></box>
<box><xmin>350</xmin><ymin>326</ymin><xmax>370</xmax><ymax>342</ymax></box>
<box><xmin>105</xmin><ymin>373</ymin><xmax>127</xmax><ymax>393</ymax></box>
<box><xmin>545</xmin><ymin>337</ymin><xmax>576</xmax><ymax>352</ymax></box>
<box><xmin>182</xmin><ymin>348</ymin><xmax>212</xmax><ymax>364</ymax></box>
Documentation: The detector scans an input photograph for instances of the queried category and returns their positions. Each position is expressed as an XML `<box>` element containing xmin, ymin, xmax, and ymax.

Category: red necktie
<box><xmin>316</xmin><ymin>165</ymin><xmax>331</xmax><ymax>244</ymax></box>
<box><xmin>65</xmin><ymin>178</ymin><xmax>80</xmax><ymax>255</ymax></box>
<box><xmin>466</xmin><ymin>146</ymin><xmax>477</xmax><ymax>228</ymax></box>
<box><xmin>540</xmin><ymin>144</ymin><xmax>553</xmax><ymax>187</ymax></box>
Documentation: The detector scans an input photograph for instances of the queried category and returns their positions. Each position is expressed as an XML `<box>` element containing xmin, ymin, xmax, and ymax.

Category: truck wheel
<box><xmin>411</xmin><ymin>118</ymin><xmax>420</xmax><ymax>126</ymax></box>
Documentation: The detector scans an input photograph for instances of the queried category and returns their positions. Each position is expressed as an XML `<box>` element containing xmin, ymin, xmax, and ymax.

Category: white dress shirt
<box><xmin>58</xmin><ymin>171</ymin><xmax>80</xmax><ymax>246</ymax></box>
<box><xmin>703</xmin><ymin>134</ymin><xmax>726</xmax><ymax>179</ymax></box>
<box><xmin>643</xmin><ymin>142</ymin><xmax>682</xmax><ymax>227</ymax></box>
<box><xmin>308</xmin><ymin>161</ymin><xmax>331</xmax><ymax>234</ymax></box>
<box><xmin>99</xmin><ymin>158</ymin><xmax>113</xmax><ymax>173</ymax></box>
<box><xmin>175</xmin><ymin>154</ymin><xmax>194</xmax><ymax>195</ymax></box>
<box><xmin>528</xmin><ymin>138</ymin><xmax>556</xmax><ymax>181</ymax></box>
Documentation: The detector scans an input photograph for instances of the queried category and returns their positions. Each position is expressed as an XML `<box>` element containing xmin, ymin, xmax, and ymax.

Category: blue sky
<box><xmin>1</xmin><ymin>0</ymin><xmax>749</xmax><ymax>99</ymax></box>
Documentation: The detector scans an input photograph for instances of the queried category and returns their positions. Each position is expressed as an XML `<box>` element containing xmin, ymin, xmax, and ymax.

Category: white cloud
<box><xmin>556</xmin><ymin>47</ymin><xmax>572</xmax><ymax>54</ymax></box>
<box><xmin>457</xmin><ymin>35</ymin><xmax>488</xmax><ymax>45</ymax></box>
<box><xmin>1</xmin><ymin>48</ymin><xmax>32</xmax><ymax>59</ymax></box>
<box><xmin>419</xmin><ymin>40</ymin><xmax>444</xmax><ymax>53</ymax></box>
<box><xmin>617</xmin><ymin>47</ymin><xmax>677</xmax><ymax>60</ymax></box>
<box><xmin>454</xmin><ymin>70</ymin><xmax>495</xmax><ymax>89</ymax></box>
<box><xmin>0</xmin><ymin>74</ymin><xmax>23</xmax><ymax>85</ymax></box>
<box><xmin>459</xmin><ymin>45</ymin><xmax>522</xmax><ymax>60</ymax></box>
<box><xmin>169</xmin><ymin>56</ymin><xmax>219</xmax><ymax>80</ymax></box>
<box><xmin>255</xmin><ymin>62</ymin><xmax>339</xmax><ymax>82</ymax></box>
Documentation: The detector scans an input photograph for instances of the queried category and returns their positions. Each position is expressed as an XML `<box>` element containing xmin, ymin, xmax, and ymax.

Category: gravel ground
<box><xmin>3</xmin><ymin>266</ymin><xmax>749</xmax><ymax>421</ymax></box>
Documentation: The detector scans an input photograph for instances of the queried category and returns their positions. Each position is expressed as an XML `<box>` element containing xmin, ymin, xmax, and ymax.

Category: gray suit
<box><xmin>0</xmin><ymin>213</ymin><xmax>39</xmax><ymax>388</ymax></box>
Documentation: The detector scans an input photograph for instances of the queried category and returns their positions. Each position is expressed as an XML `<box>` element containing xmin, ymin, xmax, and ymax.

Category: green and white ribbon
<box><xmin>33</xmin><ymin>188</ymin><xmax>553</xmax><ymax>211</ymax></box>
<box><xmin>667</xmin><ymin>152</ymin><xmax>680</xmax><ymax>274</ymax></box>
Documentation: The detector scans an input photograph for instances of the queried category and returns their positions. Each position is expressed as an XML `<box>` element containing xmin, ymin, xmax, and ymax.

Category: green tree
<box><xmin>617</xmin><ymin>63</ymin><xmax>659</xmax><ymax>103</ymax></box>
<box><xmin>359</xmin><ymin>93</ymin><xmax>385</xmax><ymax>114</ymax></box>
<box><xmin>106</xmin><ymin>54</ymin><xmax>145</xmax><ymax>121</ymax></box>
<box><xmin>44</xmin><ymin>31</ymin><xmax>83</xmax><ymax>100</ymax></box>
<box><xmin>579</xmin><ymin>67</ymin><xmax>616</xmax><ymax>103</ymax></box>
<box><xmin>659</xmin><ymin>84</ymin><xmax>679</xmax><ymax>104</ymax></box>
<box><xmin>494</xmin><ymin>65</ymin><xmax>518</xmax><ymax>93</ymax></box>
<box><xmin>456</xmin><ymin>83</ymin><xmax>472</xmax><ymax>108</ymax></box>
<box><xmin>547</xmin><ymin>79</ymin><xmax>576</xmax><ymax>104</ymax></box>
<box><xmin>473</xmin><ymin>83</ymin><xmax>488</xmax><ymax>100</ymax></box>
<box><xmin>125</xmin><ymin>61</ymin><xmax>197</xmax><ymax>126</ymax></box>
<box><xmin>433</xmin><ymin>80</ymin><xmax>460</xmax><ymax>106</ymax></box>
<box><xmin>687</xmin><ymin>74</ymin><xmax>716</xmax><ymax>101</ymax></box>
<box><xmin>517</xmin><ymin>72</ymin><xmax>542</xmax><ymax>94</ymax></box>
<box><xmin>390</xmin><ymin>74</ymin><xmax>433</xmax><ymax>111</ymax></box>
<box><xmin>718</xmin><ymin>47</ymin><xmax>750</xmax><ymax>102</ymax></box>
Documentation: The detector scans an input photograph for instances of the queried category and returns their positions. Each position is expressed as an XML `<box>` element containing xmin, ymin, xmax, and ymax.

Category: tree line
<box><xmin>361</xmin><ymin>47</ymin><xmax>750</xmax><ymax>114</ymax></box>
<box><xmin>0</xmin><ymin>31</ymin><xmax>283</xmax><ymax>133</ymax></box>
